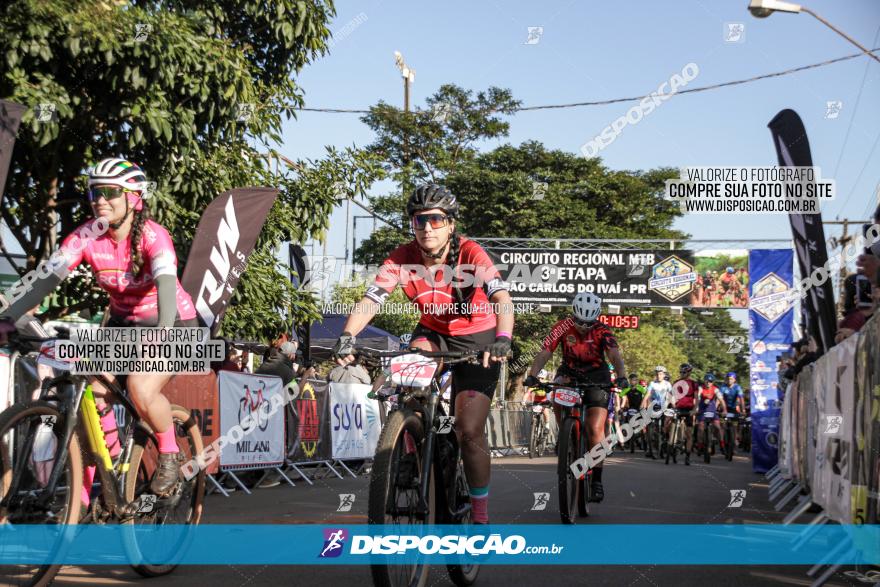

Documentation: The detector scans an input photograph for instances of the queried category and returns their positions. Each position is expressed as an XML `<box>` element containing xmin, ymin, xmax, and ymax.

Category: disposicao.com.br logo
<box><xmin>326</xmin><ymin>532</ymin><xmax>564</xmax><ymax>557</ymax></box>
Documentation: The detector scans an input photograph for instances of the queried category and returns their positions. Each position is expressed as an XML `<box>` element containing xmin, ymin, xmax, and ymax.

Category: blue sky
<box><xmin>284</xmin><ymin>0</ymin><xmax>880</xmax><ymax>266</ymax></box>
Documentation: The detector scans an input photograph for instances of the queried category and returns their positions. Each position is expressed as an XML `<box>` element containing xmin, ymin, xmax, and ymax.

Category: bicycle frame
<box><xmin>376</xmin><ymin>355</ymin><xmax>470</xmax><ymax>523</ymax></box>
<box><xmin>3</xmin><ymin>371</ymin><xmax>148</xmax><ymax>518</ymax></box>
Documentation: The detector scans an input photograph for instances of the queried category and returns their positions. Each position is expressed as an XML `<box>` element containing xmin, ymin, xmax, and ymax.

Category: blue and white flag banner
<box><xmin>748</xmin><ymin>249</ymin><xmax>795</xmax><ymax>473</ymax></box>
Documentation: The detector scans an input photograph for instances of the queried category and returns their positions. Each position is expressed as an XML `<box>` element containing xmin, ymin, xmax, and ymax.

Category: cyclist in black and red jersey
<box><xmin>669</xmin><ymin>363</ymin><xmax>699</xmax><ymax>465</ymax></box>
<box><xmin>332</xmin><ymin>184</ymin><xmax>513</xmax><ymax>524</ymax></box>
<box><xmin>523</xmin><ymin>293</ymin><xmax>627</xmax><ymax>502</ymax></box>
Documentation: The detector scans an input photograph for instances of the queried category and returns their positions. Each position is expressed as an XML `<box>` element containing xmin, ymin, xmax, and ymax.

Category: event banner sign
<box><xmin>748</xmin><ymin>249</ymin><xmax>794</xmax><ymax>473</ymax></box>
<box><xmin>180</xmin><ymin>188</ymin><xmax>279</xmax><ymax>336</ymax></box>
<box><xmin>483</xmin><ymin>248</ymin><xmax>750</xmax><ymax>308</ymax></box>
<box><xmin>329</xmin><ymin>382</ymin><xmax>382</xmax><ymax>460</ymax></box>
<box><xmin>287</xmin><ymin>379</ymin><xmax>332</xmax><ymax>463</ymax></box>
<box><xmin>218</xmin><ymin>371</ymin><xmax>285</xmax><ymax>470</ymax></box>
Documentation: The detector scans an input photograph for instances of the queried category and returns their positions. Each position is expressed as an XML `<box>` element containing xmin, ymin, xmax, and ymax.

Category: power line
<box><xmin>831</xmin><ymin>24</ymin><xmax>880</xmax><ymax>219</ymax></box>
<box><xmin>295</xmin><ymin>47</ymin><xmax>880</xmax><ymax>115</ymax></box>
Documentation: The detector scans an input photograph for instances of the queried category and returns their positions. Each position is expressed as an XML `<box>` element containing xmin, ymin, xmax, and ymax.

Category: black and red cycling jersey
<box><xmin>672</xmin><ymin>378</ymin><xmax>699</xmax><ymax>409</ymax></box>
<box><xmin>542</xmin><ymin>319</ymin><xmax>618</xmax><ymax>384</ymax></box>
<box><xmin>364</xmin><ymin>237</ymin><xmax>508</xmax><ymax>336</ymax></box>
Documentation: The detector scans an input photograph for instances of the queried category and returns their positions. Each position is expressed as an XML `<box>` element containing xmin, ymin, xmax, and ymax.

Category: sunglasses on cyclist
<box><xmin>572</xmin><ymin>316</ymin><xmax>596</xmax><ymax>327</ymax></box>
<box><xmin>412</xmin><ymin>213</ymin><xmax>450</xmax><ymax>231</ymax></box>
<box><xmin>88</xmin><ymin>186</ymin><xmax>128</xmax><ymax>202</ymax></box>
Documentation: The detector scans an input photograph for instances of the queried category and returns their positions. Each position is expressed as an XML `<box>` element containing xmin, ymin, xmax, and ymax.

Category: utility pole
<box><xmin>825</xmin><ymin>218</ymin><xmax>870</xmax><ymax>316</ymax></box>
<box><xmin>394</xmin><ymin>51</ymin><xmax>416</xmax><ymax>196</ymax></box>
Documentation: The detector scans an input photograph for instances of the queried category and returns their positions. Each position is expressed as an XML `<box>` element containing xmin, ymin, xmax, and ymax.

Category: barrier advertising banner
<box><xmin>329</xmin><ymin>382</ymin><xmax>382</xmax><ymax>460</ymax></box>
<box><xmin>218</xmin><ymin>371</ymin><xmax>285</xmax><ymax>470</ymax></box>
<box><xmin>817</xmin><ymin>335</ymin><xmax>856</xmax><ymax>523</ymax></box>
<box><xmin>287</xmin><ymin>379</ymin><xmax>332</xmax><ymax>463</ymax></box>
<box><xmin>163</xmin><ymin>373</ymin><xmax>219</xmax><ymax>475</ymax></box>
<box><xmin>484</xmin><ymin>247</ymin><xmax>751</xmax><ymax>308</ymax></box>
<box><xmin>748</xmin><ymin>249</ymin><xmax>794</xmax><ymax>473</ymax></box>
<box><xmin>853</xmin><ymin>315</ymin><xmax>880</xmax><ymax>524</ymax></box>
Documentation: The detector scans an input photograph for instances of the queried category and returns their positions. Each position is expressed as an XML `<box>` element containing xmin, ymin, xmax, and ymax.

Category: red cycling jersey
<box><xmin>364</xmin><ymin>237</ymin><xmax>508</xmax><ymax>336</ymax></box>
<box><xmin>672</xmin><ymin>378</ymin><xmax>699</xmax><ymax>409</ymax></box>
<box><xmin>61</xmin><ymin>219</ymin><xmax>196</xmax><ymax>324</ymax></box>
<box><xmin>542</xmin><ymin>319</ymin><xmax>618</xmax><ymax>381</ymax></box>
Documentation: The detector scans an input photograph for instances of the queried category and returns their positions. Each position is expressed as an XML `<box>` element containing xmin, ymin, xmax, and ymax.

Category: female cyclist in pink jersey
<box><xmin>3</xmin><ymin>158</ymin><xmax>196</xmax><ymax>500</ymax></box>
<box><xmin>332</xmin><ymin>184</ymin><xmax>514</xmax><ymax>523</ymax></box>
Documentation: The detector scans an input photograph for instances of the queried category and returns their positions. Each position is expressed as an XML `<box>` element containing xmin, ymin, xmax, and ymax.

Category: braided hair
<box><xmin>445</xmin><ymin>229</ymin><xmax>474</xmax><ymax>318</ymax></box>
<box><xmin>128</xmin><ymin>207</ymin><xmax>149</xmax><ymax>276</ymax></box>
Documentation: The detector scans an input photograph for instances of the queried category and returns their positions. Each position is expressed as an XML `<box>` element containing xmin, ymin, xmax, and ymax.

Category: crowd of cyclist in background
<box><xmin>523</xmin><ymin>363</ymin><xmax>751</xmax><ymax>465</ymax></box>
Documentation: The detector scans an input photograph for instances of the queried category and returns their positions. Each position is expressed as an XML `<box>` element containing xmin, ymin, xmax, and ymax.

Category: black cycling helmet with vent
<box><xmin>406</xmin><ymin>183</ymin><xmax>460</xmax><ymax>218</ymax></box>
<box><xmin>679</xmin><ymin>363</ymin><xmax>693</xmax><ymax>374</ymax></box>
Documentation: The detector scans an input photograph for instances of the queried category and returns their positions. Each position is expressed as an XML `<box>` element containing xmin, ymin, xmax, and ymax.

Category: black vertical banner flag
<box><xmin>767</xmin><ymin>109</ymin><xmax>837</xmax><ymax>354</ymax></box>
<box><xmin>180</xmin><ymin>187</ymin><xmax>279</xmax><ymax>335</ymax></box>
<box><xmin>288</xmin><ymin>243</ymin><xmax>311</xmax><ymax>362</ymax></box>
<box><xmin>0</xmin><ymin>101</ymin><xmax>25</xmax><ymax>202</ymax></box>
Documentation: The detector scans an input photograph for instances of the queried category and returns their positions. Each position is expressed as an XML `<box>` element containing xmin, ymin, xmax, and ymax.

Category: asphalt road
<box><xmin>49</xmin><ymin>449</ymin><xmax>855</xmax><ymax>587</ymax></box>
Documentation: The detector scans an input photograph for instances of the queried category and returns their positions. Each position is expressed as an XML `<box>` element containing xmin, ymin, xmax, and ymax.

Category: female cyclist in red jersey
<box><xmin>523</xmin><ymin>292</ymin><xmax>628</xmax><ymax>502</ymax></box>
<box><xmin>2</xmin><ymin>158</ymin><xmax>197</xmax><ymax>500</ymax></box>
<box><xmin>332</xmin><ymin>184</ymin><xmax>514</xmax><ymax>523</ymax></box>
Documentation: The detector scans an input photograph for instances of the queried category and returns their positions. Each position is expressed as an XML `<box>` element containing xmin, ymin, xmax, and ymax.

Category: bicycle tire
<box><xmin>665</xmin><ymin>423</ymin><xmax>676</xmax><ymax>465</ymax></box>
<box><xmin>557</xmin><ymin>418</ymin><xmax>579</xmax><ymax>525</ymax></box>
<box><xmin>725</xmin><ymin>423</ymin><xmax>734</xmax><ymax>461</ymax></box>
<box><xmin>528</xmin><ymin>417</ymin><xmax>540</xmax><ymax>459</ymax></box>
<box><xmin>576</xmin><ymin>424</ymin><xmax>590</xmax><ymax>518</ymax></box>
<box><xmin>368</xmin><ymin>409</ymin><xmax>433</xmax><ymax>587</ymax></box>
<box><xmin>123</xmin><ymin>405</ymin><xmax>204</xmax><ymax>578</ymax></box>
<box><xmin>446</xmin><ymin>460</ymin><xmax>479</xmax><ymax>587</ymax></box>
<box><xmin>703</xmin><ymin>424</ymin><xmax>711</xmax><ymax>464</ymax></box>
<box><xmin>0</xmin><ymin>401</ymin><xmax>83</xmax><ymax>587</ymax></box>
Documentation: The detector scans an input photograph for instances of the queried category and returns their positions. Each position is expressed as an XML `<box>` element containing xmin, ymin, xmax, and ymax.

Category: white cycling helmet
<box><xmin>88</xmin><ymin>158</ymin><xmax>148</xmax><ymax>191</ymax></box>
<box><xmin>655</xmin><ymin>365</ymin><xmax>667</xmax><ymax>373</ymax></box>
<box><xmin>572</xmin><ymin>291</ymin><xmax>602</xmax><ymax>323</ymax></box>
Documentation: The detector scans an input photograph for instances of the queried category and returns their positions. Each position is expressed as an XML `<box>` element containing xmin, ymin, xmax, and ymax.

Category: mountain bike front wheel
<box><xmin>369</xmin><ymin>409</ymin><xmax>434</xmax><ymax>587</ymax></box>
<box><xmin>557</xmin><ymin>418</ymin><xmax>580</xmax><ymax>524</ymax></box>
<box><xmin>123</xmin><ymin>405</ymin><xmax>205</xmax><ymax>578</ymax></box>
<box><xmin>0</xmin><ymin>401</ymin><xmax>83</xmax><ymax>587</ymax></box>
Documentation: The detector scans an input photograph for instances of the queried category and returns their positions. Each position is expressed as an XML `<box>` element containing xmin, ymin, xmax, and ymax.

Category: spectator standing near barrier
<box><xmin>835</xmin><ymin>274</ymin><xmax>875</xmax><ymax>344</ymax></box>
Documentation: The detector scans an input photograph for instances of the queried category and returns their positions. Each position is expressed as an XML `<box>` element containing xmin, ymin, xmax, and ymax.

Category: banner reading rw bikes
<box><xmin>482</xmin><ymin>247</ymin><xmax>750</xmax><ymax>308</ymax></box>
<box><xmin>329</xmin><ymin>382</ymin><xmax>381</xmax><ymax>460</ymax></box>
<box><xmin>218</xmin><ymin>371</ymin><xmax>285</xmax><ymax>470</ymax></box>
<box><xmin>748</xmin><ymin>249</ymin><xmax>794</xmax><ymax>473</ymax></box>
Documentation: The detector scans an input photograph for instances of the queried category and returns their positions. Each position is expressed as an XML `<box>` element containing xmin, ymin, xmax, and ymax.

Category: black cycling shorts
<box><xmin>552</xmin><ymin>374</ymin><xmax>610</xmax><ymax>410</ymax></box>
<box><xmin>675</xmin><ymin>407</ymin><xmax>695</xmax><ymax>426</ymax></box>
<box><xmin>411</xmin><ymin>324</ymin><xmax>500</xmax><ymax>402</ymax></box>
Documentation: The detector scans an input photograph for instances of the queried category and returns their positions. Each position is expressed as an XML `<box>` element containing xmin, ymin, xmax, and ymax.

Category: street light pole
<box><xmin>748</xmin><ymin>0</ymin><xmax>880</xmax><ymax>64</ymax></box>
<box><xmin>394</xmin><ymin>51</ymin><xmax>416</xmax><ymax>196</ymax></box>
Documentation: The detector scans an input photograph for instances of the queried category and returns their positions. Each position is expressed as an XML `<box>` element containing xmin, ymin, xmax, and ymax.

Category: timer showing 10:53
<box><xmin>598</xmin><ymin>315</ymin><xmax>640</xmax><ymax>329</ymax></box>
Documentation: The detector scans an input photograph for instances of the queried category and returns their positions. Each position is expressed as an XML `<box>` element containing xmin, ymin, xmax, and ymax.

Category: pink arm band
<box><xmin>496</xmin><ymin>331</ymin><xmax>512</xmax><ymax>339</ymax></box>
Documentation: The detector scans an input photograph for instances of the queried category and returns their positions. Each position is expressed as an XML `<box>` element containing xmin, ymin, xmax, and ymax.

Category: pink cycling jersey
<box><xmin>61</xmin><ymin>219</ymin><xmax>196</xmax><ymax>324</ymax></box>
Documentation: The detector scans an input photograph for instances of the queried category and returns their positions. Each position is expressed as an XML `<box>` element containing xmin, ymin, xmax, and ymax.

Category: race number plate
<box><xmin>532</xmin><ymin>405</ymin><xmax>545</xmax><ymax>413</ymax></box>
<box><xmin>553</xmin><ymin>387</ymin><xmax>580</xmax><ymax>407</ymax></box>
<box><xmin>703</xmin><ymin>412</ymin><xmax>716</xmax><ymax>420</ymax></box>
<box><xmin>725</xmin><ymin>413</ymin><xmax>737</xmax><ymax>419</ymax></box>
<box><xmin>627</xmin><ymin>409</ymin><xmax>639</xmax><ymax>416</ymax></box>
<box><xmin>388</xmin><ymin>354</ymin><xmax>439</xmax><ymax>388</ymax></box>
<box><xmin>664</xmin><ymin>409</ymin><xmax>676</xmax><ymax>417</ymax></box>
<box><xmin>37</xmin><ymin>340</ymin><xmax>73</xmax><ymax>371</ymax></box>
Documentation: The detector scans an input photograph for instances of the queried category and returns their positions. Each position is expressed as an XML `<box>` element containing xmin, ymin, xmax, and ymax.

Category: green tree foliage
<box><xmin>0</xmin><ymin>0</ymin><xmax>385</xmax><ymax>339</ymax></box>
<box><xmin>330</xmin><ymin>282</ymin><xmax>419</xmax><ymax>338</ymax></box>
<box><xmin>615</xmin><ymin>324</ymin><xmax>688</xmax><ymax>379</ymax></box>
